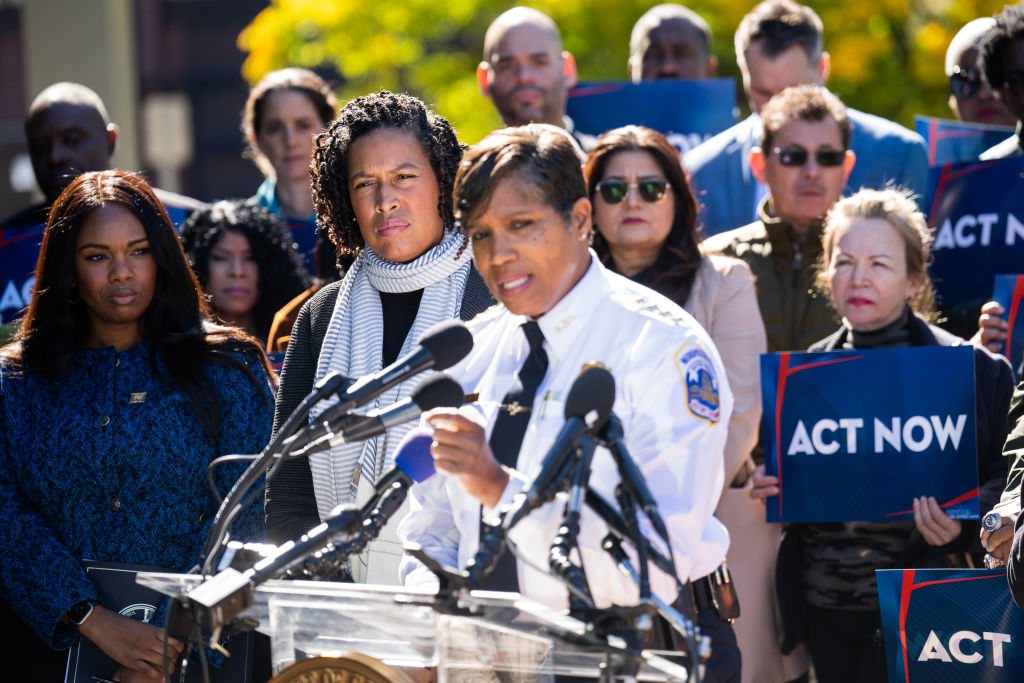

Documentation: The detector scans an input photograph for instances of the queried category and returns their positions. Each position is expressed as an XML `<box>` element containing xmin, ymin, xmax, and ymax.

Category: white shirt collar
<box><xmin>533</xmin><ymin>252</ymin><xmax>605</xmax><ymax>366</ymax></box>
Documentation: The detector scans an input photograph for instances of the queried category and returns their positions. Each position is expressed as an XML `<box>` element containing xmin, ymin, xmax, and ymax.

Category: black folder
<box><xmin>64</xmin><ymin>561</ymin><xmax>252</xmax><ymax>683</ymax></box>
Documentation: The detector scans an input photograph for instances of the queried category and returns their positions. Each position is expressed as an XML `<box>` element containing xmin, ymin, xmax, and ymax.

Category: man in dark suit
<box><xmin>628</xmin><ymin>3</ymin><xmax>717</xmax><ymax>83</ymax></box>
<box><xmin>683</xmin><ymin>0</ymin><xmax>927</xmax><ymax>237</ymax></box>
<box><xmin>0</xmin><ymin>82</ymin><xmax>203</xmax><ymax>328</ymax></box>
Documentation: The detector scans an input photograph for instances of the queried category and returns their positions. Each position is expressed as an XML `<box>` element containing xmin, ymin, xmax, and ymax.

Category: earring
<box><xmin>68</xmin><ymin>286</ymin><xmax>81</xmax><ymax>304</ymax></box>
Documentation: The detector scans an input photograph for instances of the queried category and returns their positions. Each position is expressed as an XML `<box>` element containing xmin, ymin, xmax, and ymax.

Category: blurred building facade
<box><xmin>1</xmin><ymin>0</ymin><xmax>270</xmax><ymax>220</ymax></box>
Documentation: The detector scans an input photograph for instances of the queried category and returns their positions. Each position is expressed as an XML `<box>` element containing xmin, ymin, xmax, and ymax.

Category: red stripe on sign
<box><xmin>885</xmin><ymin>488</ymin><xmax>978</xmax><ymax>517</ymax></box>
<box><xmin>772</xmin><ymin>354</ymin><xmax>863</xmax><ymax>518</ymax></box>
<box><xmin>1005</xmin><ymin>276</ymin><xmax>1024</xmax><ymax>364</ymax></box>
<box><xmin>899</xmin><ymin>569</ymin><xmax>915</xmax><ymax>683</ymax></box>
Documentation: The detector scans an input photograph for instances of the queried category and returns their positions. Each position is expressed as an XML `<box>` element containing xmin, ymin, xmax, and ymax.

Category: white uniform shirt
<box><xmin>397</xmin><ymin>257</ymin><xmax>732</xmax><ymax>610</ymax></box>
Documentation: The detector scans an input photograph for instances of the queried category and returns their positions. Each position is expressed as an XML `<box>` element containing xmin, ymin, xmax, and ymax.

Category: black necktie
<box><xmin>479</xmin><ymin>321</ymin><xmax>549</xmax><ymax>591</ymax></box>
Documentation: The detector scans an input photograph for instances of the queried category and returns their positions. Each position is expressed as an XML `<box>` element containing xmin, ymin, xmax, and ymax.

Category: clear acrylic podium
<box><xmin>138</xmin><ymin>572</ymin><xmax>690</xmax><ymax>681</ymax></box>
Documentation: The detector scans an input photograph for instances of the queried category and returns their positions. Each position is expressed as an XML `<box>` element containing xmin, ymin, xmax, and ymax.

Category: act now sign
<box><xmin>878</xmin><ymin>569</ymin><xmax>1024</xmax><ymax>681</ymax></box>
<box><xmin>761</xmin><ymin>346</ymin><xmax>979</xmax><ymax>523</ymax></box>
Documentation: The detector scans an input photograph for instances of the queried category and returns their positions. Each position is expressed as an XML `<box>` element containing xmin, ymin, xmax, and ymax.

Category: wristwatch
<box><xmin>67</xmin><ymin>600</ymin><xmax>98</xmax><ymax>628</ymax></box>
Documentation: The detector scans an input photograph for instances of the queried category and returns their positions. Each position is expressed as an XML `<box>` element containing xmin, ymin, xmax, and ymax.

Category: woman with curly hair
<box><xmin>180</xmin><ymin>199</ymin><xmax>310</xmax><ymax>343</ymax></box>
<box><xmin>265</xmin><ymin>91</ymin><xmax>494</xmax><ymax>584</ymax></box>
<box><xmin>243</xmin><ymin>67</ymin><xmax>337</xmax><ymax>275</ymax></box>
<box><xmin>0</xmin><ymin>171</ymin><xmax>274</xmax><ymax>680</ymax></box>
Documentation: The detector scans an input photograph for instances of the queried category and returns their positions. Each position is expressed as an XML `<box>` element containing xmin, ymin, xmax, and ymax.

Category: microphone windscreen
<box><xmin>418</xmin><ymin>320</ymin><xmax>474</xmax><ymax>371</ymax></box>
<box><xmin>393</xmin><ymin>428</ymin><xmax>437</xmax><ymax>483</ymax></box>
<box><xmin>410</xmin><ymin>376</ymin><xmax>465</xmax><ymax>412</ymax></box>
<box><xmin>564</xmin><ymin>365</ymin><xmax>616</xmax><ymax>428</ymax></box>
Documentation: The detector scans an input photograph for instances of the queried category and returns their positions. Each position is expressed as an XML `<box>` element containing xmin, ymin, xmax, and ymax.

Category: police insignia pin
<box><xmin>675</xmin><ymin>344</ymin><xmax>720</xmax><ymax>424</ymax></box>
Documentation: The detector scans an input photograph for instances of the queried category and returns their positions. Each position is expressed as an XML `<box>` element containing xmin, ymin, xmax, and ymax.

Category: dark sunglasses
<box><xmin>771</xmin><ymin>146</ymin><xmax>847</xmax><ymax>167</ymax></box>
<box><xmin>950</xmin><ymin>64</ymin><xmax>983</xmax><ymax>100</ymax></box>
<box><xmin>595</xmin><ymin>178</ymin><xmax>670</xmax><ymax>204</ymax></box>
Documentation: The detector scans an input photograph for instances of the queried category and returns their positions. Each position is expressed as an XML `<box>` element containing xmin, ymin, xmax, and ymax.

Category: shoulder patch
<box><xmin>675</xmin><ymin>343</ymin><xmax>721</xmax><ymax>424</ymax></box>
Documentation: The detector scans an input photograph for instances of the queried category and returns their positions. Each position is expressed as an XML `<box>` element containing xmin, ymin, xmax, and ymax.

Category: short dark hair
<box><xmin>2</xmin><ymin>171</ymin><xmax>270</xmax><ymax>437</ymax></box>
<box><xmin>584</xmin><ymin>125</ymin><xmax>702</xmax><ymax>305</ymax></box>
<box><xmin>760</xmin><ymin>84</ymin><xmax>850</xmax><ymax>151</ymax></box>
<box><xmin>980</xmin><ymin>4</ymin><xmax>1024</xmax><ymax>91</ymax></box>
<box><xmin>180</xmin><ymin>200</ymin><xmax>311</xmax><ymax>336</ymax></box>
<box><xmin>311</xmin><ymin>91</ymin><xmax>464</xmax><ymax>269</ymax></box>
<box><xmin>242</xmin><ymin>68</ymin><xmax>337</xmax><ymax>177</ymax></box>
<box><xmin>630</xmin><ymin>4</ymin><xmax>713</xmax><ymax>59</ymax></box>
<box><xmin>454</xmin><ymin>124</ymin><xmax>586</xmax><ymax>230</ymax></box>
<box><xmin>26</xmin><ymin>82</ymin><xmax>110</xmax><ymax>127</ymax></box>
<box><xmin>735</xmin><ymin>0</ymin><xmax>823</xmax><ymax>66</ymax></box>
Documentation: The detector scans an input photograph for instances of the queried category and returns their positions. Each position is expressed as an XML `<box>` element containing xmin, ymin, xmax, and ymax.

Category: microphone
<box><xmin>278</xmin><ymin>427</ymin><xmax>440</xmax><ymax>578</ymax></box>
<box><xmin>599</xmin><ymin>413</ymin><xmax>671</xmax><ymax>544</ymax></box>
<box><xmin>315</xmin><ymin>320</ymin><xmax>473</xmax><ymax>426</ymax></box>
<box><xmin>182</xmin><ymin>428</ymin><xmax>442</xmax><ymax>631</ymax></box>
<box><xmin>502</xmin><ymin>365</ymin><xmax>616</xmax><ymax>528</ymax></box>
<box><xmin>290</xmin><ymin>376</ymin><xmax>464</xmax><ymax>455</ymax></box>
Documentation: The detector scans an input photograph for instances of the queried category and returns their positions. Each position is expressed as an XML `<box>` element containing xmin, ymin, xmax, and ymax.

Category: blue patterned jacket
<box><xmin>0</xmin><ymin>343</ymin><xmax>273</xmax><ymax>648</ymax></box>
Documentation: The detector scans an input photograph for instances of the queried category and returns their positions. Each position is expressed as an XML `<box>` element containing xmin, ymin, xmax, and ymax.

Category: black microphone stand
<box><xmin>587</xmin><ymin>415</ymin><xmax>703</xmax><ymax>683</ymax></box>
<box><xmin>548</xmin><ymin>435</ymin><xmax>597</xmax><ymax>612</ymax></box>
<box><xmin>198</xmin><ymin>374</ymin><xmax>353</xmax><ymax>575</ymax></box>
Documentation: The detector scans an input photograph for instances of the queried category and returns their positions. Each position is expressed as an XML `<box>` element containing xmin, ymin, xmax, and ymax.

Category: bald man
<box><xmin>946</xmin><ymin>18</ymin><xmax>1016</xmax><ymax>126</ymax></box>
<box><xmin>477</xmin><ymin>7</ymin><xmax>597</xmax><ymax>150</ymax></box>
<box><xmin>629</xmin><ymin>4</ymin><xmax>717</xmax><ymax>82</ymax></box>
<box><xmin>0</xmin><ymin>82</ymin><xmax>203</xmax><ymax>328</ymax></box>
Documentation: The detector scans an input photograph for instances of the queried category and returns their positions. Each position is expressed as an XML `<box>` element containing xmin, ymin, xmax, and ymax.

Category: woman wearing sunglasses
<box><xmin>583</xmin><ymin>124</ymin><xmax>788</xmax><ymax>678</ymax></box>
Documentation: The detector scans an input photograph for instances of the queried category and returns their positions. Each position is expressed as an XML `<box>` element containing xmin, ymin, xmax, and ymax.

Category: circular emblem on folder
<box><xmin>119</xmin><ymin>602</ymin><xmax>158</xmax><ymax>623</ymax></box>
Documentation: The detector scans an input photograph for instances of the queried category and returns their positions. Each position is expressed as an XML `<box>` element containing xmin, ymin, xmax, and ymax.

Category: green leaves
<box><xmin>239</xmin><ymin>0</ymin><xmax>1008</xmax><ymax>144</ymax></box>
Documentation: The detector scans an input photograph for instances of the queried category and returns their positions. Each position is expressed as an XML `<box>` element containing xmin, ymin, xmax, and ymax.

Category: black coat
<box><xmin>776</xmin><ymin>312</ymin><xmax>1013</xmax><ymax>652</ymax></box>
<box><xmin>264</xmin><ymin>267</ymin><xmax>495</xmax><ymax>543</ymax></box>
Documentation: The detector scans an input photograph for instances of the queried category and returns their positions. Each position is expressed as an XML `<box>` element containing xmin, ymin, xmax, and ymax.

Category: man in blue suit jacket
<box><xmin>684</xmin><ymin>0</ymin><xmax>927</xmax><ymax>236</ymax></box>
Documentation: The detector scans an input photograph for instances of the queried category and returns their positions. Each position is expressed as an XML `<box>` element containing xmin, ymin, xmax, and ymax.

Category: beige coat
<box><xmin>686</xmin><ymin>254</ymin><xmax>807</xmax><ymax>683</ymax></box>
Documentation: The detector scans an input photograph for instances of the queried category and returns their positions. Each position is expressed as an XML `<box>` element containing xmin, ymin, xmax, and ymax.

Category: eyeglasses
<box><xmin>595</xmin><ymin>178</ymin><xmax>670</xmax><ymax>204</ymax></box>
<box><xmin>771</xmin><ymin>146</ymin><xmax>847</xmax><ymax>167</ymax></box>
<box><xmin>950</xmin><ymin>64</ymin><xmax>983</xmax><ymax>100</ymax></box>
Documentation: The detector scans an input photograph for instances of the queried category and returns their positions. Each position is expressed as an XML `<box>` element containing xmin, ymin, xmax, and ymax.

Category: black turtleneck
<box><xmin>842</xmin><ymin>305</ymin><xmax>913</xmax><ymax>349</ymax></box>
<box><xmin>379</xmin><ymin>289</ymin><xmax>424</xmax><ymax>365</ymax></box>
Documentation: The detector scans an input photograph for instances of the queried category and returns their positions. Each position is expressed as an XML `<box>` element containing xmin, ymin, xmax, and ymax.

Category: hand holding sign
<box><xmin>748</xmin><ymin>464</ymin><xmax>778</xmax><ymax>502</ymax></box>
<box><xmin>913</xmin><ymin>496</ymin><xmax>962</xmax><ymax>546</ymax></box>
<box><xmin>971</xmin><ymin>300</ymin><xmax>1008</xmax><ymax>353</ymax></box>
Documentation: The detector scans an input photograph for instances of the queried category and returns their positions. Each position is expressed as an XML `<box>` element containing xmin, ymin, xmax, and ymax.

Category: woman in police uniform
<box><xmin>398</xmin><ymin>123</ymin><xmax>741</xmax><ymax>681</ymax></box>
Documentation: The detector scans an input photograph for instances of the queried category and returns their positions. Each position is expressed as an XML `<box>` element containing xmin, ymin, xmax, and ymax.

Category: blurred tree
<box><xmin>239</xmin><ymin>0</ymin><xmax>1009</xmax><ymax>144</ymax></box>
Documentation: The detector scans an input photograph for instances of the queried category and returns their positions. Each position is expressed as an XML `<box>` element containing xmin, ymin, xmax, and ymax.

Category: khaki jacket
<box><xmin>702</xmin><ymin>199</ymin><xmax>839</xmax><ymax>353</ymax></box>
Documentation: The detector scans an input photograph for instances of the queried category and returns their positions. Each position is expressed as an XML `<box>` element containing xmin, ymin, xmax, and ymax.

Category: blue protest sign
<box><xmin>992</xmin><ymin>274</ymin><xmax>1024</xmax><ymax>379</ymax></box>
<box><xmin>0</xmin><ymin>218</ymin><xmax>45</xmax><ymax>324</ymax></box>
<box><xmin>914</xmin><ymin>115</ymin><xmax>1015</xmax><ymax>166</ymax></box>
<box><xmin>878</xmin><ymin>568</ymin><xmax>1023</xmax><ymax>681</ymax></box>
<box><xmin>566</xmin><ymin>80</ymin><xmax>736</xmax><ymax>156</ymax></box>
<box><xmin>267</xmin><ymin>351</ymin><xmax>286</xmax><ymax>374</ymax></box>
<box><xmin>761</xmin><ymin>347</ymin><xmax>978</xmax><ymax>523</ymax></box>
<box><xmin>925</xmin><ymin>157</ymin><xmax>1024</xmax><ymax>318</ymax></box>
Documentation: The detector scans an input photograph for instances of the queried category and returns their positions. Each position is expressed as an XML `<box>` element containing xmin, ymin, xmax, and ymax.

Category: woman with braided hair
<box><xmin>265</xmin><ymin>91</ymin><xmax>494</xmax><ymax>584</ymax></box>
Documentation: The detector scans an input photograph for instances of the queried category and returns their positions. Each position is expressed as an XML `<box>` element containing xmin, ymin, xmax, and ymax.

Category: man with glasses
<box><xmin>946</xmin><ymin>18</ymin><xmax>1016</xmax><ymax>127</ymax></box>
<box><xmin>683</xmin><ymin>0</ymin><xmax>925</xmax><ymax>236</ymax></box>
<box><xmin>703</xmin><ymin>84</ymin><xmax>853</xmax><ymax>354</ymax></box>
<box><xmin>979</xmin><ymin>4</ymin><xmax>1024</xmax><ymax>159</ymax></box>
